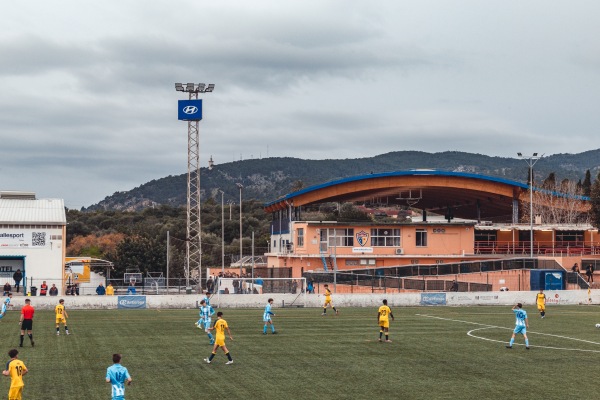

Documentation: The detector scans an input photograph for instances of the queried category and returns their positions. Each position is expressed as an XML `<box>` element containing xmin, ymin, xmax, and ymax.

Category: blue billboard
<box><xmin>420</xmin><ymin>293</ymin><xmax>447</xmax><ymax>305</ymax></box>
<box><xmin>117</xmin><ymin>295</ymin><xmax>147</xmax><ymax>309</ymax></box>
<box><xmin>178</xmin><ymin>99</ymin><xmax>203</xmax><ymax>121</ymax></box>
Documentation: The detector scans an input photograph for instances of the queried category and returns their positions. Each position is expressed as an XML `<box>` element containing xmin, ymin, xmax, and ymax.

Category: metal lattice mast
<box><xmin>175</xmin><ymin>83</ymin><xmax>215</xmax><ymax>290</ymax></box>
<box><xmin>186</xmin><ymin>90</ymin><xmax>201</xmax><ymax>288</ymax></box>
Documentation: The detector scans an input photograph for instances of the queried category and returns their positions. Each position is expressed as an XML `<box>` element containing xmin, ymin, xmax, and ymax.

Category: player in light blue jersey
<box><xmin>203</xmin><ymin>291</ymin><xmax>212</xmax><ymax>306</ymax></box>
<box><xmin>263</xmin><ymin>298</ymin><xmax>277</xmax><ymax>334</ymax></box>
<box><xmin>0</xmin><ymin>293</ymin><xmax>12</xmax><ymax>319</ymax></box>
<box><xmin>197</xmin><ymin>299</ymin><xmax>215</xmax><ymax>344</ymax></box>
<box><xmin>105</xmin><ymin>353</ymin><xmax>132</xmax><ymax>400</ymax></box>
<box><xmin>506</xmin><ymin>303</ymin><xmax>530</xmax><ymax>350</ymax></box>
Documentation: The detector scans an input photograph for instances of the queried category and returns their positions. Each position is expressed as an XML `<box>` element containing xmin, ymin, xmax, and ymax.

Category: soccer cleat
<box><xmin>19</xmin><ymin>344</ymin><xmax>22</xmax><ymax>348</ymax></box>
<box><xmin>263</xmin><ymin>332</ymin><xmax>267</xmax><ymax>335</ymax></box>
<box><xmin>209</xmin><ymin>339</ymin><xmax>215</xmax><ymax>345</ymax></box>
<box><xmin>378</xmin><ymin>338</ymin><xmax>382</xmax><ymax>342</ymax></box>
<box><xmin>526</xmin><ymin>347</ymin><xmax>530</xmax><ymax>350</ymax></box>
<box><xmin>335</xmin><ymin>311</ymin><xmax>339</xmax><ymax>315</ymax></box>
<box><xmin>272</xmin><ymin>331</ymin><xmax>277</xmax><ymax>334</ymax></box>
<box><xmin>385</xmin><ymin>339</ymin><xmax>392</xmax><ymax>342</ymax></box>
<box><xmin>203</xmin><ymin>358</ymin><xmax>211</xmax><ymax>364</ymax></box>
<box><xmin>57</xmin><ymin>332</ymin><xmax>60</xmax><ymax>336</ymax></box>
<box><xmin>31</xmin><ymin>340</ymin><xmax>34</xmax><ymax>347</ymax></box>
<box><xmin>321</xmin><ymin>313</ymin><xmax>326</xmax><ymax>316</ymax></box>
<box><xmin>66</xmin><ymin>331</ymin><xmax>70</xmax><ymax>335</ymax></box>
<box><xmin>505</xmin><ymin>346</ymin><xmax>512</xmax><ymax>349</ymax></box>
<box><xmin>225</xmin><ymin>360</ymin><xmax>233</xmax><ymax>365</ymax></box>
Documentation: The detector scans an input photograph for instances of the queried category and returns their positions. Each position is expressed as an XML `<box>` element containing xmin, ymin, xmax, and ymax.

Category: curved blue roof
<box><xmin>265</xmin><ymin>170</ymin><xmax>589</xmax><ymax>207</ymax></box>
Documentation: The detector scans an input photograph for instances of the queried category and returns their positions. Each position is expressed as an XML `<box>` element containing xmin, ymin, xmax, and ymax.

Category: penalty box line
<box><xmin>416</xmin><ymin>314</ymin><xmax>600</xmax><ymax>351</ymax></box>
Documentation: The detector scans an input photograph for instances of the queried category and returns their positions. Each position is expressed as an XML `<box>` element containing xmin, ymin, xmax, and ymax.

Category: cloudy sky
<box><xmin>1</xmin><ymin>1</ymin><xmax>599</xmax><ymax>208</ymax></box>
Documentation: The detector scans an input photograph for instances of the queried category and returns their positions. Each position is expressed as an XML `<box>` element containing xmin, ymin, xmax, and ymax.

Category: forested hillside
<box><xmin>86</xmin><ymin>149</ymin><xmax>600</xmax><ymax>212</ymax></box>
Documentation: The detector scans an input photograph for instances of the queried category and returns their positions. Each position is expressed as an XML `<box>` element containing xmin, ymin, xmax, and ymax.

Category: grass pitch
<box><xmin>1</xmin><ymin>305</ymin><xmax>598</xmax><ymax>399</ymax></box>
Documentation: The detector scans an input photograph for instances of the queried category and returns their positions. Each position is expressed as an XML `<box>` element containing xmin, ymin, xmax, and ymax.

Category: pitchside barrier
<box><xmin>214</xmin><ymin>277</ymin><xmax>307</xmax><ymax>307</ymax></box>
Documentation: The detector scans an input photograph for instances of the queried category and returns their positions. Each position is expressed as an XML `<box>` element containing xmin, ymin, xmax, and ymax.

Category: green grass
<box><xmin>1</xmin><ymin>305</ymin><xmax>599</xmax><ymax>399</ymax></box>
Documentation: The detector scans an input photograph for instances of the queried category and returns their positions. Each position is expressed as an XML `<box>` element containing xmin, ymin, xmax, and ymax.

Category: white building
<box><xmin>0</xmin><ymin>191</ymin><xmax>66</xmax><ymax>294</ymax></box>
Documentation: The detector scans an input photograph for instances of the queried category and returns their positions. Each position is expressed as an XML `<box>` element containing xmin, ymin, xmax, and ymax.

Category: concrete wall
<box><xmin>12</xmin><ymin>289</ymin><xmax>596</xmax><ymax>310</ymax></box>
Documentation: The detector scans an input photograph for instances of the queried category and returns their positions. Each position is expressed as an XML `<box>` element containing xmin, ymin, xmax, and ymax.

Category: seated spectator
<box><xmin>96</xmin><ymin>283</ymin><xmax>106</xmax><ymax>295</ymax></box>
<box><xmin>3</xmin><ymin>282</ymin><xmax>11</xmax><ymax>296</ymax></box>
<box><xmin>127</xmin><ymin>282</ymin><xmax>136</xmax><ymax>295</ymax></box>
<box><xmin>49</xmin><ymin>284</ymin><xmax>58</xmax><ymax>296</ymax></box>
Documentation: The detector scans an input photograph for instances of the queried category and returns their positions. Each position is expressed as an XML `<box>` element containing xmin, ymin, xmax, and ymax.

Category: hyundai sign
<box><xmin>178</xmin><ymin>99</ymin><xmax>203</xmax><ymax>121</ymax></box>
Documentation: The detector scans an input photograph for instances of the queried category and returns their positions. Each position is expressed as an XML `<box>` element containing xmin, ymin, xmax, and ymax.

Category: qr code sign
<box><xmin>32</xmin><ymin>232</ymin><xmax>46</xmax><ymax>247</ymax></box>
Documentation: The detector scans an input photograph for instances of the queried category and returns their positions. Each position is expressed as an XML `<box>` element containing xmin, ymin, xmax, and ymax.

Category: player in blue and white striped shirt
<box><xmin>197</xmin><ymin>299</ymin><xmax>215</xmax><ymax>344</ymax></box>
<box><xmin>506</xmin><ymin>303</ymin><xmax>530</xmax><ymax>350</ymax></box>
<box><xmin>263</xmin><ymin>298</ymin><xmax>277</xmax><ymax>335</ymax></box>
<box><xmin>195</xmin><ymin>292</ymin><xmax>212</xmax><ymax>328</ymax></box>
<box><xmin>0</xmin><ymin>293</ymin><xmax>12</xmax><ymax>319</ymax></box>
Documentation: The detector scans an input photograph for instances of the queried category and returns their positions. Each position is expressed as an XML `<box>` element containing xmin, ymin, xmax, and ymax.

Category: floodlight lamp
<box><xmin>533</xmin><ymin>152</ymin><xmax>538</xmax><ymax>157</ymax></box>
<box><xmin>175</xmin><ymin>83</ymin><xmax>184</xmax><ymax>91</ymax></box>
<box><xmin>197</xmin><ymin>83</ymin><xmax>206</xmax><ymax>92</ymax></box>
<box><xmin>205</xmin><ymin>84</ymin><xmax>215</xmax><ymax>93</ymax></box>
<box><xmin>186</xmin><ymin>83</ymin><xmax>195</xmax><ymax>91</ymax></box>
<box><xmin>517</xmin><ymin>152</ymin><xmax>522</xmax><ymax>157</ymax></box>
<box><xmin>236</xmin><ymin>183</ymin><xmax>243</xmax><ymax>189</ymax></box>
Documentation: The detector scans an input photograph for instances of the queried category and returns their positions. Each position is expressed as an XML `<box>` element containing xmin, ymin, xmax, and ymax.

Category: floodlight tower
<box><xmin>175</xmin><ymin>82</ymin><xmax>215</xmax><ymax>289</ymax></box>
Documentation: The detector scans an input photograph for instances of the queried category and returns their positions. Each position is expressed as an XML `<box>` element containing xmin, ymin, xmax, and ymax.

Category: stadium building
<box><xmin>0</xmin><ymin>191</ymin><xmax>66</xmax><ymax>295</ymax></box>
<box><xmin>264</xmin><ymin>171</ymin><xmax>600</xmax><ymax>292</ymax></box>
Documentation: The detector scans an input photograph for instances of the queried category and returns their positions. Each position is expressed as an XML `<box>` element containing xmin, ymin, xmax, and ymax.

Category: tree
<box><xmin>583</xmin><ymin>169</ymin><xmax>592</xmax><ymax>197</ymax></box>
<box><xmin>591</xmin><ymin>172</ymin><xmax>600</xmax><ymax>228</ymax></box>
<box><xmin>521</xmin><ymin>177</ymin><xmax>590</xmax><ymax>225</ymax></box>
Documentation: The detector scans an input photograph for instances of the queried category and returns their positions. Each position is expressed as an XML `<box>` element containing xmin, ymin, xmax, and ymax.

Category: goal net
<box><xmin>215</xmin><ymin>277</ymin><xmax>306</xmax><ymax>306</ymax></box>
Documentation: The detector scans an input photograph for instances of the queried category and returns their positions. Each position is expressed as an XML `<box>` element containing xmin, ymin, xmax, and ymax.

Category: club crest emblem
<box><xmin>356</xmin><ymin>230</ymin><xmax>369</xmax><ymax>247</ymax></box>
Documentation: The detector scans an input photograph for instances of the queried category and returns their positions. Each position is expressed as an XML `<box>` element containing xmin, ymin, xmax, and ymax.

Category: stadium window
<box><xmin>327</xmin><ymin>228</ymin><xmax>354</xmax><ymax>247</ymax></box>
<box><xmin>416</xmin><ymin>229</ymin><xmax>428</xmax><ymax>247</ymax></box>
<box><xmin>297</xmin><ymin>228</ymin><xmax>304</xmax><ymax>247</ymax></box>
<box><xmin>370</xmin><ymin>228</ymin><xmax>401</xmax><ymax>246</ymax></box>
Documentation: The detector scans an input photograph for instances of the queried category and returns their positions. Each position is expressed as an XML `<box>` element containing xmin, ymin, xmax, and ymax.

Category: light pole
<box><xmin>237</xmin><ymin>183</ymin><xmax>244</xmax><ymax>277</ymax></box>
<box><xmin>517</xmin><ymin>152</ymin><xmax>542</xmax><ymax>258</ymax></box>
<box><xmin>219</xmin><ymin>190</ymin><xmax>225</xmax><ymax>275</ymax></box>
<box><xmin>175</xmin><ymin>82</ymin><xmax>214</xmax><ymax>290</ymax></box>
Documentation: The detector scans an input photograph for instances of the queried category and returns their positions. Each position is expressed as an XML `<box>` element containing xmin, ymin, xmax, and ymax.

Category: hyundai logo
<box><xmin>183</xmin><ymin>106</ymin><xmax>198</xmax><ymax>114</ymax></box>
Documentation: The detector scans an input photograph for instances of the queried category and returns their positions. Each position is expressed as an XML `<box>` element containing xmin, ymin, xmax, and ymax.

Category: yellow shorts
<box><xmin>323</xmin><ymin>299</ymin><xmax>332</xmax><ymax>307</ymax></box>
<box><xmin>9</xmin><ymin>386</ymin><xmax>23</xmax><ymax>400</ymax></box>
<box><xmin>215</xmin><ymin>336</ymin><xmax>225</xmax><ymax>347</ymax></box>
<box><xmin>379</xmin><ymin>320</ymin><xmax>390</xmax><ymax>329</ymax></box>
<box><xmin>56</xmin><ymin>317</ymin><xmax>66</xmax><ymax>324</ymax></box>
<box><xmin>537</xmin><ymin>303</ymin><xmax>545</xmax><ymax>312</ymax></box>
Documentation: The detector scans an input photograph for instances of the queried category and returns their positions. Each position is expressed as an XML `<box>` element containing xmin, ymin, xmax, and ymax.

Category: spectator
<box><xmin>127</xmin><ymin>282</ymin><xmax>136</xmax><ymax>295</ymax></box>
<box><xmin>450</xmin><ymin>280</ymin><xmax>459</xmax><ymax>292</ymax></box>
<box><xmin>106</xmin><ymin>283</ymin><xmax>115</xmax><ymax>296</ymax></box>
<box><xmin>13</xmin><ymin>269</ymin><xmax>22</xmax><ymax>294</ymax></box>
<box><xmin>586</xmin><ymin>264</ymin><xmax>594</xmax><ymax>283</ymax></box>
<box><xmin>207</xmin><ymin>277</ymin><xmax>214</xmax><ymax>293</ymax></box>
<box><xmin>39</xmin><ymin>281</ymin><xmax>48</xmax><ymax>296</ymax></box>
<box><xmin>96</xmin><ymin>283</ymin><xmax>106</xmax><ymax>295</ymax></box>
<box><xmin>49</xmin><ymin>284</ymin><xmax>58</xmax><ymax>296</ymax></box>
<box><xmin>307</xmin><ymin>281</ymin><xmax>314</xmax><ymax>294</ymax></box>
<box><xmin>572</xmin><ymin>262</ymin><xmax>579</xmax><ymax>272</ymax></box>
<box><xmin>2</xmin><ymin>283</ymin><xmax>11</xmax><ymax>296</ymax></box>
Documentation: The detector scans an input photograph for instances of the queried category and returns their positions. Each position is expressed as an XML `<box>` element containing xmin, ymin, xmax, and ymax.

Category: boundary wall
<box><xmin>9</xmin><ymin>290</ymin><xmax>597</xmax><ymax>310</ymax></box>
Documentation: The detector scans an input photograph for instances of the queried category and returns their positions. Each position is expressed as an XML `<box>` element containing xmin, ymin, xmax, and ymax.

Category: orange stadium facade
<box><xmin>263</xmin><ymin>171</ymin><xmax>599</xmax><ymax>292</ymax></box>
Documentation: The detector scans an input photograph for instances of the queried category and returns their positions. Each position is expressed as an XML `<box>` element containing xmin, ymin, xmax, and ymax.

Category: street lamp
<box><xmin>236</xmin><ymin>183</ymin><xmax>244</xmax><ymax>277</ymax></box>
<box><xmin>219</xmin><ymin>190</ymin><xmax>225</xmax><ymax>275</ymax></box>
<box><xmin>518</xmin><ymin>152</ymin><xmax>543</xmax><ymax>258</ymax></box>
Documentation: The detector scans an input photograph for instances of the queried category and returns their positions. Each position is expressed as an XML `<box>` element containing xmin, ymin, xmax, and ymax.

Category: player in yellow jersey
<box><xmin>204</xmin><ymin>311</ymin><xmax>234</xmax><ymax>365</ymax></box>
<box><xmin>2</xmin><ymin>349</ymin><xmax>28</xmax><ymax>400</ymax></box>
<box><xmin>55</xmin><ymin>299</ymin><xmax>70</xmax><ymax>335</ymax></box>
<box><xmin>535</xmin><ymin>289</ymin><xmax>546</xmax><ymax>318</ymax></box>
<box><xmin>378</xmin><ymin>299</ymin><xmax>395</xmax><ymax>342</ymax></box>
<box><xmin>321</xmin><ymin>284</ymin><xmax>339</xmax><ymax>316</ymax></box>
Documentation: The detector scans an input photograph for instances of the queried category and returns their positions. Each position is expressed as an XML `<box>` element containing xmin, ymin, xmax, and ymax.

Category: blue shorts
<box><xmin>513</xmin><ymin>326</ymin><xmax>527</xmax><ymax>335</ymax></box>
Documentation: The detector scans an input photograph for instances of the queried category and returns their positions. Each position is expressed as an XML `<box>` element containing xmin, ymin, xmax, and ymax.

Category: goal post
<box><xmin>215</xmin><ymin>277</ymin><xmax>306</xmax><ymax>306</ymax></box>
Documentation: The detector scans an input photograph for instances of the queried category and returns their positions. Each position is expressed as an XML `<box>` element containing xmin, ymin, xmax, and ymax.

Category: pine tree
<box><xmin>591</xmin><ymin>172</ymin><xmax>600</xmax><ymax>228</ymax></box>
<box><xmin>583</xmin><ymin>169</ymin><xmax>592</xmax><ymax>197</ymax></box>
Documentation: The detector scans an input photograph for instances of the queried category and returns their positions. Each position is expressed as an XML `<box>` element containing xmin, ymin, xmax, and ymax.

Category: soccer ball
<box><xmin>595</xmin><ymin>323</ymin><xmax>600</xmax><ymax>328</ymax></box>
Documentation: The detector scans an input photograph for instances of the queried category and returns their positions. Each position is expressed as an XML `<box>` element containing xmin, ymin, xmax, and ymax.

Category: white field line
<box><xmin>416</xmin><ymin>314</ymin><xmax>600</xmax><ymax>353</ymax></box>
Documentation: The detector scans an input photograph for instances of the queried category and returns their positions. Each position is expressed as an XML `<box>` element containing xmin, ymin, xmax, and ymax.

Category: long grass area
<box><xmin>1</xmin><ymin>305</ymin><xmax>599</xmax><ymax>399</ymax></box>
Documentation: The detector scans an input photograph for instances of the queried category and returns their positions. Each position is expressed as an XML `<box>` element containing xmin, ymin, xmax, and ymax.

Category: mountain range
<box><xmin>86</xmin><ymin>149</ymin><xmax>600</xmax><ymax>211</ymax></box>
